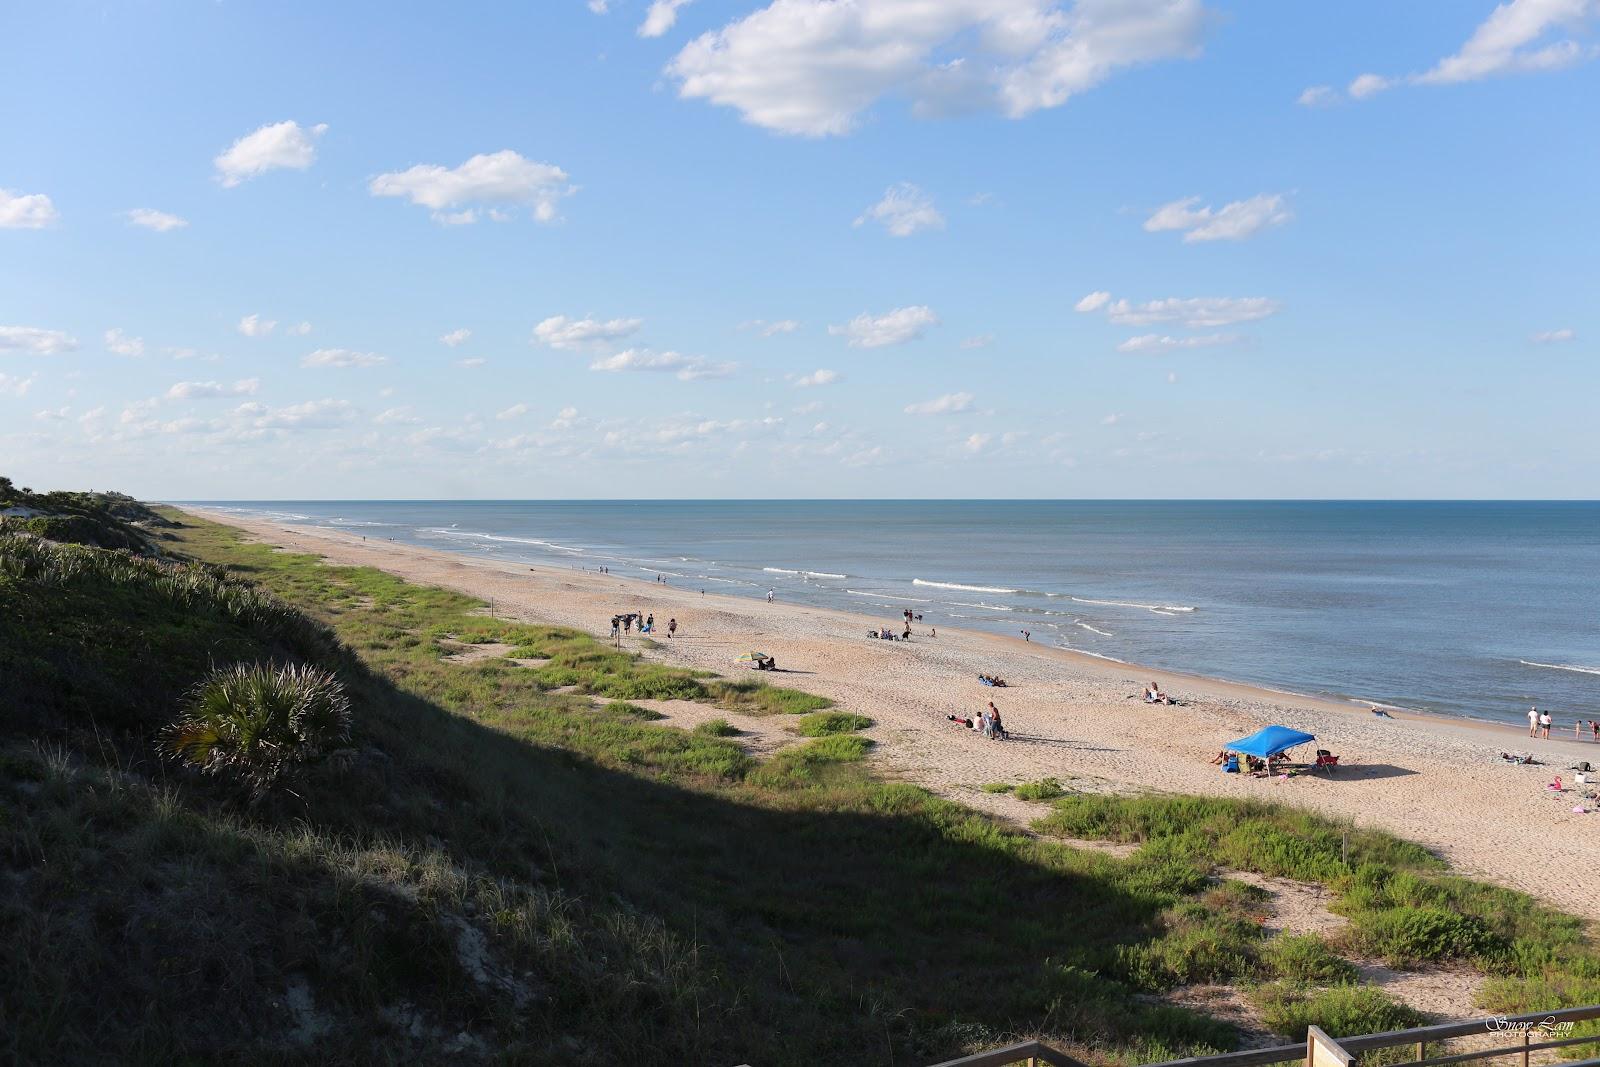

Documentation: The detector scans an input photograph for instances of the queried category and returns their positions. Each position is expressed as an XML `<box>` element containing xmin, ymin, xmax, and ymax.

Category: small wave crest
<box><xmin>805</xmin><ymin>571</ymin><xmax>847</xmax><ymax>579</ymax></box>
<box><xmin>846</xmin><ymin>590</ymin><xmax>930</xmax><ymax>603</ymax></box>
<box><xmin>763</xmin><ymin>567</ymin><xmax>799</xmax><ymax>574</ymax></box>
<box><xmin>1520</xmin><ymin>660</ymin><xmax>1600</xmax><ymax>677</ymax></box>
<box><xmin>914</xmin><ymin>578</ymin><xmax>1019</xmax><ymax>594</ymax></box>
<box><xmin>1069</xmin><ymin>596</ymin><xmax>1196</xmax><ymax>614</ymax></box>
<box><xmin>1076</xmin><ymin>622</ymin><xmax>1114</xmax><ymax>637</ymax></box>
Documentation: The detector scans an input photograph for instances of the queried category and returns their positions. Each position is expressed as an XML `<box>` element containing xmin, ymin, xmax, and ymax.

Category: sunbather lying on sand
<box><xmin>1142</xmin><ymin>682</ymin><xmax>1173</xmax><ymax>705</ymax></box>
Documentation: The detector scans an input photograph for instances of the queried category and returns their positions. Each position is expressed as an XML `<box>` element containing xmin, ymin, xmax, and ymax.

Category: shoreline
<box><xmin>179</xmin><ymin>507</ymin><xmax>1600</xmax><ymax>918</ymax></box>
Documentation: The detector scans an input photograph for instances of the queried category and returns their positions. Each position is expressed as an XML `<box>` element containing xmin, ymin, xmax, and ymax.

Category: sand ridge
<box><xmin>185</xmin><ymin>509</ymin><xmax>1600</xmax><ymax>921</ymax></box>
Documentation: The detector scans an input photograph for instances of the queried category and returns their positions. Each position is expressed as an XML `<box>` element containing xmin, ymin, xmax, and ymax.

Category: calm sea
<box><xmin>188</xmin><ymin>501</ymin><xmax>1600</xmax><ymax>727</ymax></box>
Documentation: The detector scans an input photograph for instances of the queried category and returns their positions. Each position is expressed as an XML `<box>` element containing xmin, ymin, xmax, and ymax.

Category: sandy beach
<box><xmin>186</xmin><ymin>508</ymin><xmax>1600</xmax><ymax>920</ymax></box>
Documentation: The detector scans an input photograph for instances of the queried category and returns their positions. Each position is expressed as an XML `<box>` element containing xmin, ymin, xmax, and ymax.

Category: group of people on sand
<box><xmin>1526</xmin><ymin>706</ymin><xmax>1599</xmax><ymax>741</ymax></box>
<box><xmin>949</xmin><ymin>701</ymin><xmax>1007</xmax><ymax>740</ymax></box>
<box><xmin>609</xmin><ymin>611</ymin><xmax>678</xmax><ymax>639</ymax></box>
<box><xmin>978</xmin><ymin>673</ymin><xmax>1007</xmax><ymax>687</ymax></box>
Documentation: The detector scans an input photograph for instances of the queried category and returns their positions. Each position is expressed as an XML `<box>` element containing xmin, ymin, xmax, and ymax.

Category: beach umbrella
<box><xmin>735</xmin><ymin>652</ymin><xmax>770</xmax><ymax>662</ymax></box>
<box><xmin>1225</xmin><ymin>725</ymin><xmax>1316</xmax><ymax>759</ymax></box>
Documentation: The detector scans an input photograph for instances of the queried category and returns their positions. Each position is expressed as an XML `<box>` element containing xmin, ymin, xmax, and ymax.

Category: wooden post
<box><xmin>1414</xmin><ymin>1041</ymin><xmax>1424</xmax><ymax>1061</ymax></box>
<box><xmin>1308</xmin><ymin>1026</ymin><xmax>1354</xmax><ymax>1067</ymax></box>
<box><xmin>1522</xmin><ymin>1029</ymin><xmax>1530</xmax><ymax>1067</ymax></box>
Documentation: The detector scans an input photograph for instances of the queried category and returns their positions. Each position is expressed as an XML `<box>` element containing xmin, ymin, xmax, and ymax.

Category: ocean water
<box><xmin>190</xmin><ymin>500</ymin><xmax>1600</xmax><ymax>727</ymax></box>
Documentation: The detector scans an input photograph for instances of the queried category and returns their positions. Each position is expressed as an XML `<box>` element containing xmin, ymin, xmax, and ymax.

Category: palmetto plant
<box><xmin>163</xmin><ymin>663</ymin><xmax>352</xmax><ymax>796</ymax></box>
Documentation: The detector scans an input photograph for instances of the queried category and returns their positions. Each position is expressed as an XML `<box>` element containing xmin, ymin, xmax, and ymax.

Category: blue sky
<box><xmin>3</xmin><ymin>0</ymin><xmax>1596</xmax><ymax>499</ymax></box>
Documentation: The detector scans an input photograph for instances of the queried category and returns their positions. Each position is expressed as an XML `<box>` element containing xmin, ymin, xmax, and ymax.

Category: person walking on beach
<box><xmin>767</xmin><ymin>589</ymin><xmax>774</xmax><ymax>603</ymax></box>
<box><xmin>1540</xmin><ymin>709</ymin><xmax>1552</xmax><ymax>738</ymax></box>
<box><xmin>1020</xmin><ymin>629</ymin><xmax>1030</xmax><ymax>642</ymax></box>
<box><xmin>667</xmin><ymin>618</ymin><xmax>677</xmax><ymax>639</ymax></box>
<box><xmin>1529</xmin><ymin>706</ymin><xmax>1539</xmax><ymax>737</ymax></box>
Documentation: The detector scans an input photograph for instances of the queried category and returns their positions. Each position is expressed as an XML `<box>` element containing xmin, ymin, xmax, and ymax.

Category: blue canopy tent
<box><xmin>1225</xmin><ymin>725</ymin><xmax>1316</xmax><ymax>759</ymax></box>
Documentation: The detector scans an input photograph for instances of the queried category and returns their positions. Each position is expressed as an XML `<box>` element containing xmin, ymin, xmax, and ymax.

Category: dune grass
<box><xmin>794</xmin><ymin>710</ymin><xmax>872</xmax><ymax>736</ymax></box>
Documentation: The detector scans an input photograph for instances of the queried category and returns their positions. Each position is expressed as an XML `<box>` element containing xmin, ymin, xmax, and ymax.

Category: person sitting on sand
<box><xmin>1143</xmin><ymin>682</ymin><xmax>1173</xmax><ymax>705</ymax></box>
<box><xmin>1550</xmin><ymin>775</ymin><xmax>1564</xmax><ymax>791</ymax></box>
<box><xmin>1209</xmin><ymin>749</ymin><xmax>1228</xmax><ymax>765</ymax></box>
<box><xmin>948</xmin><ymin>714</ymin><xmax>974</xmax><ymax>729</ymax></box>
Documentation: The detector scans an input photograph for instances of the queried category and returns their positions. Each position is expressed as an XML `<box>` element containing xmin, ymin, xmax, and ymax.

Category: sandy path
<box><xmin>185</xmin><ymin>509</ymin><xmax>1600</xmax><ymax>921</ymax></box>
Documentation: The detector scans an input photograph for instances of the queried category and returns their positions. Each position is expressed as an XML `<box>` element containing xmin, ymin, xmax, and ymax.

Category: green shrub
<box><xmin>1263</xmin><ymin>935</ymin><xmax>1358</xmax><ymax>984</ymax></box>
<box><xmin>1252</xmin><ymin>982</ymin><xmax>1423</xmax><ymax>1040</ymax></box>
<box><xmin>747</xmin><ymin>734</ymin><xmax>872</xmax><ymax>789</ymax></box>
<box><xmin>981</xmin><ymin>782</ymin><xmax>1014</xmax><ymax>794</ymax></box>
<box><xmin>163</xmin><ymin>663</ymin><xmax>352</xmax><ymax>796</ymax></box>
<box><xmin>794</xmin><ymin>711</ymin><xmax>871</xmax><ymax>736</ymax></box>
<box><xmin>1346</xmin><ymin>907</ymin><xmax>1498</xmax><ymax>967</ymax></box>
<box><xmin>703</xmin><ymin>678</ymin><xmax>833</xmax><ymax>715</ymax></box>
<box><xmin>1014</xmin><ymin>777</ymin><xmax>1066</xmax><ymax>801</ymax></box>
<box><xmin>694</xmin><ymin>718</ymin><xmax>739</xmax><ymax>737</ymax></box>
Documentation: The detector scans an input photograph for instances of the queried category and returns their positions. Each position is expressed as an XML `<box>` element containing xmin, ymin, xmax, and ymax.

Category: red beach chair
<box><xmin>1314</xmin><ymin>749</ymin><xmax>1340</xmax><ymax>774</ymax></box>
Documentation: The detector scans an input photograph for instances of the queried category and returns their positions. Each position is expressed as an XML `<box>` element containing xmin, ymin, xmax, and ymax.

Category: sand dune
<box><xmin>188</xmin><ymin>509</ymin><xmax>1600</xmax><ymax>920</ymax></box>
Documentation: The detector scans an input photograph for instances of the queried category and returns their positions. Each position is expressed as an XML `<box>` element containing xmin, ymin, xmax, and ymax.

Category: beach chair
<box><xmin>1313</xmin><ymin>749</ymin><xmax>1340</xmax><ymax>774</ymax></box>
<box><xmin>1222</xmin><ymin>755</ymin><xmax>1240</xmax><ymax>774</ymax></box>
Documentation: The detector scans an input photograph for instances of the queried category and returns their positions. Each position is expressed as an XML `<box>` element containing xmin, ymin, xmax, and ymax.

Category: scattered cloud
<box><xmin>1532</xmin><ymin>327</ymin><xmax>1576</xmax><ymax>343</ymax></box>
<box><xmin>1314</xmin><ymin>0</ymin><xmax>1600</xmax><ymax>104</ymax></box>
<box><xmin>440</xmin><ymin>328</ymin><xmax>473</xmax><ymax>347</ymax></box>
<box><xmin>496</xmin><ymin>402</ymin><xmax>531</xmax><ymax>420</ymax></box>
<box><xmin>1101</xmin><ymin>412</ymin><xmax>1123</xmax><ymax>425</ymax></box>
<box><xmin>287</xmin><ymin>321</ymin><xmax>313</xmax><ymax>336</ymax></box>
<box><xmin>166</xmin><ymin>378</ymin><xmax>260</xmax><ymax>399</ymax></box>
<box><xmin>1076</xmin><ymin>292</ymin><xmax>1280</xmax><ymax>327</ymax></box>
<box><xmin>104</xmin><ymin>328</ymin><xmax>145</xmax><ymax>357</ymax></box>
<box><xmin>370</xmin><ymin>150</ymin><xmax>575</xmax><ymax>224</ymax></box>
<box><xmin>374</xmin><ymin>406</ymin><xmax>421</xmax><ymax>425</ymax></box>
<box><xmin>0</xmin><ymin>188</ymin><xmax>59</xmax><ymax>229</ymax></box>
<box><xmin>905</xmin><ymin>391</ymin><xmax>975</xmax><ymax>416</ymax></box>
<box><xmin>666</xmin><ymin>0</ymin><xmax>1211</xmax><ymax>136</ymax></box>
<box><xmin>740</xmin><ymin>318</ymin><xmax>801</xmax><ymax>336</ymax></box>
<box><xmin>0</xmin><ymin>326</ymin><xmax>78</xmax><ymax>355</ymax></box>
<box><xmin>533</xmin><ymin>314</ymin><xmax>643</xmax><ymax>350</ymax></box>
<box><xmin>589</xmin><ymin>348</ymin><xmax>736</xmax><ymax>381</ymax></box>
<box><xmin>35</xmin><ymin>406</ymin><xmax>70</xmax><ymax>421</ymax></box>
<box><xmin>1117</xmin><ymin>332</ymin><xmax>1238</xmax><ymax>353</ymax></box>
<box><xmin>855</xmin><ymin>182</ymin><xmax>944</xmax><ymax>236</ymax></box>
<box><xmin>234</xmin><ymin>398</ymin><xmax>355</xmax><ymax>430</ymax></box>
<box><xmin>456</xmin><ymin>357</ymin><xmax>488</xmax><ymax>369</ymax></box>
<box><xmin>126</xmin><ymin>208</ymin><xmax>188</xmax><ymax>231</ymax></box>
<box><xmin>552</xmin><ymin>405</ymin><xmax>582</xmax><ymax>429</ymax></box>
<box><xmin>238</xmin><ymin>313</ymin><xmax>276</xmax><ymax>337</ymax></box>
<box><xmin>640</xmin><ymin>0</ymin><xmax>693</xmax><ymax>37</ymax></box>
<box><xmin>588</xmin><ymin>0</ymin><xmax>609</xmax><ymax>12</ymax></box>
<box><xmin>1143</xmin><ymin>193</ymin><xmax>1291</xmax><ymax>242</ymax></box>
<box><xmin>301</xmin><ymin>348</ymin><xmax>388</xmax><ymax>369</ymax></box>
<box><xmin>0</xmin><ymin>372</ymin><xmax>37</xmax><ymax>396</ymax></box>
<box><xmin>829</xmin><ymin>305</ymin><xmax>939</xmax><ymax>348</ymax></box>
<box><xmin>963</xmin><ymin>433</ymin><xmax>992</xmax><ymax>453</ymax></box>
<box><xmin>961</xmin><ymin>334</ymin><xmax>994</xmax><ymax>349</ymax></box>
<box><xmin>792</xmin><ymin>368</ymin><xmax>839</xmax><ymax>387</ymax></box>
<box><xmin>1297</xmin><ymin>85</ymin><xmax>1338</xmax><ymax>107</ymax></box>
<box><xmin>214</xmin><ymin>120</ymin><xmax>327</xmax><ymax>187</ymax></box>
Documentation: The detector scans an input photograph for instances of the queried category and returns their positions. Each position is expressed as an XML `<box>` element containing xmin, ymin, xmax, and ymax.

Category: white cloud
<box><xmin>374</xmin><ymin>406</ymin><xmax>421</xmax><ymax>425</ymax></box>
<box><xmin>35</xmin><ymin>406</ymin><xmax>70</xmax><ymax>421</ymax></box>
<box><xmin>793</xmin><ymin>368</ymin><xmax>840</xmax><ymax>387</ymax></box>
<box><xmin>1117</xmin><ymin>332</ymin><xmax>1237</xmax><ymax>353</ymax></box>
<box><xmin>104</xmin><ymin>328</ymin><xmax>145</xmax><ymax>357</ymax></box>
<box><xmin>214</xmin><ymin>120</ymin><xmax>327</xmax><ymax>187</ymax></box>
<box><xmin>1348</xmin><ymin>72</ymin><xmax>1392</xmax><ymax>98</ymax></box>
<box><xmin>1297</xmin><ymin>85</ymin><xmax>1338</xmax><ymax>106</ymax></box>
<box><xmin>1333</xmin><ymin>0</ymin><xmax>1600</xmax><ymax>103</ymax></box>
<box><xmin>1076</xmin><ymin>292</ymin><xmax>1280</xmax><ymax>327</ymax></box>
<box><xmin>1143</xmin><ymin>193</ymin><xmax>1291</xmax><ymax>242</ymax></box>
<box><xmin>552</xmin><ymin>405</ymin><xmax>582</xmax><ymax>429</ymax></box>
<box><xmin>126</xmin><ymin>208</ymin><xmax>188</xmax><ymax>232</ymax></box>
<box><xmin>238</xmin><ymin>313</ymin><xmax>277</xmax><ymax>337</ymax></box>
<box><xmin>287</xmin><ymin>321</ymin><xmax>313</xmax><ymax>336</ymax></box>
<box><xmin>235</xmin><ymin>398</ymin><xmax>355</xmax><ymax>430</ymax></box>
<box><xmin>588</xmin><ymin>0</ymin><xmax>609</xmax><ymax>12</ymax></box>
<box><xmin>963</xmin><ymin>433</ymin><xmax>993</xmax><ymax>453</ymax></box>
<box><xmin>829</xmin><ymin>305</ymin><xmax>939</xmax><ymax>348</ymax></box>
<box><xmin>589</xmin><ymin>348</ymin><xmax>736</xmax><ymax>381</ymax></box>
<box><xmin>370</xmin><ymin>150</ymin><xmax>575</xmax><ymax>224</ymax></box>
<box><xmin>302</xmin><ymin>348</ymin><xmax>388</xmax><ymax>369</ymax></box>
<box><xmin>0</xmin><ymin>326</ymin><xmax>78</xmax><ymax>355</ymax></box>
<box><xmin>440</xmin><ymin>328</ymin><xmax>473</xmax><ymax>347</ymax></box>
<box><xmin>905</xmin><ymin>391</ymin><xmax>975</xmax><ymax>415</ymax></box>
<box><xmin>0</xmin><ymin>188</ymin><xmax>59</xmax><ymax>229</ymax></box>
<box><xmin>456</xmin><ymin>357</ymin><xmax>488</xmax><ymax>369</ymax></box>
<box><xmin>640</xmin><ymin>0</ymin><xmax>693</xmax><ymax>37</ymax></box>
<box><xmin>961</xmin><ymin>334</ymin><xmax>994</xmax><ymax>349</ymax></box>
<box><xmin>1101</xmin><ymin>412</ymin><xmax>1123</xmax><ymax>425</ymax></box>
<box><xmin>855</xmin><ymin>182</ymin><xmax>944</xmax><ymax>236</ymax></box>
<box><xmin>666</xmin><ymin>0</ymin><xmax>1211</xmax><ymax>137</ymax></box>
<box><xmin>1532</xmin><ymin>327</ymin><xmax>1576</xmax><ymax>343</ymax></box>
<box><xmin>741</xmin><ymin>318</ymin><xmax>801</xmax><ymax>336</ymax></box>
<box><xmin>496</xmin><ymin>402</ymin><xmax>531</xmax><ymax>420</ymax></box>
<box><xmin>0</xmin><ymin>372</ymin><xmax>36</xmax><ymax>396</ymax></box>
<box><xmin>533</xmin><ymin>314</ymin><xmax>643</xmax><ymax>350</ymax></box>
<box><xmin>166</xmin><ymin>378</ymin><xmax>260</xmax><ymax>399</ymax></box>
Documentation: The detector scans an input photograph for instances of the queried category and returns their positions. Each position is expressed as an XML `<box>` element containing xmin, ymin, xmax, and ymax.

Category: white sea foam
<box><xmin>1520</xmin><ymin>660</ymin><xmax>1600</xmax><ymax>677</ymax></box>
<box><xmin>846</xmin><ymin>590</ymin><xmax>930</xmax><ymax>603</ymax></box>
<box><xmin>1076</xmin><ymin>622</ymin><xmax>1114</xmax><ymax>637</ymax></box>
<box><xmin>763</xmin><ymin>567</ymin><xmax>800</xmax><ymax>574</ymax></box>
<box><xmin>913</xmin><ymin>579</ymin><xmax>1019</xmax><ymax>594</ymax></box>
<box><xmin>805</xmin><ymin>571</ymin><xmax>847</xmax><ymax>579</ymax></box>
<box><xmin>947</xmin><ymin>600</ymin><xmax>1014</xmax><ymax>611</ymax></box>
<box><xmin>1069</xmin><ymin>596</ymin><xmax>1196</xmax><ymax>614</ymax></box>
<box><xmin>1056</xmin><ymin>644</ymin><xmax>1127</xmax><ymax>663</ymax></box>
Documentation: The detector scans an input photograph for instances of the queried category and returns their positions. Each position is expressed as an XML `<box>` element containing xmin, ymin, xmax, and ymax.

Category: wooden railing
<box><xmin>925</xmin><ymin>1005</ymin><xmax>1600</xmax><ymax>1067</ymax></box>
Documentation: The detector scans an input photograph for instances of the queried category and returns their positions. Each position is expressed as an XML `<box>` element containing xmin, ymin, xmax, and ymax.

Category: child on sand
<box><xmin>668</xmin><ymin>618</ymin><xmax>677</xmax><ymax>639</ymax></box>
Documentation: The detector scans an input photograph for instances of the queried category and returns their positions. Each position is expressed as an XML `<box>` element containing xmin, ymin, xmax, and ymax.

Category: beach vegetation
<box><xmin>1014</xmin><ymin>776</ymin><xmax>1067</xmax><ymax>801</ymax></box>
<box><xmin>981</xmin><ymin>781</ymin><xmax>1015</xmax><ymax>793</ymax></box>
<box><xmin>1251</xmin><ymin>983</ymin><xmax>1425</xmax><ymax>1041</ymax></box>
<box><xmin>1262</xmin><ymin>934</ymin><xmax>1359</xmax><ymax>984</ymax></box>
<box><xmin>694</xmin><ymin>718</ymin><xmax>739</xmax><ymax>737</ymax></box>
<box><xmin>794</xmin><ymin>710</ymin><xmax>872</xmax><ymax>736</ymax></box>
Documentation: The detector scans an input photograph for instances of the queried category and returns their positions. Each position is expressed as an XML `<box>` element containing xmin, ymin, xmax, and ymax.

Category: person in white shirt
<box><xmin>1528</xmin><ymin>706</ymin><xmax>1539</xmax><ymax>737</ymax></box>
<box><xmin>1540</xmin><ymin>710</ymin><xmax>1553</xmax><ymax>738</ymax></box>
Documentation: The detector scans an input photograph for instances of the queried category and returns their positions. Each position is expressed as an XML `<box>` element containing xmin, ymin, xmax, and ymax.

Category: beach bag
<box><xmin>1223</xmin><ymin>756</ymin><xmax>1239</xmax><ymax>773</ymax></box>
